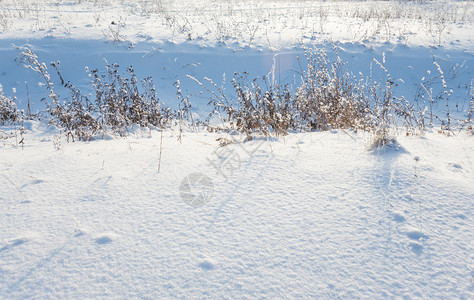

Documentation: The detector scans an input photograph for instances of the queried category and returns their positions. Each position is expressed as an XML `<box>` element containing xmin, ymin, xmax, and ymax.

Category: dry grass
<box><xmin>6</xmin><ymin>43</ymin><xmax>474</xmax><ymax>146</ymax></box>
<box><xmin>190</xmin><ymin>44</ymin><xmax>422</xmax><ymax>141</ymax></box>
<box><xmin>16</xmin><ymin>44</ymin><xmax>182</xmax><ymax>141</ymax></box>
<box><xmin>0</xmin><ymin>84</ymin><xmax>20</xmax><ymax>125</ymax></box>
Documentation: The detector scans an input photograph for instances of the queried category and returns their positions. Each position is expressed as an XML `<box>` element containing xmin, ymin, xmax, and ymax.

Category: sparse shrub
<box><xmin>17</xmin><ymin>45</ymin><xmax>177</xmax><ymax>141</ymax></box>
<box><xmin>293</xmin><ymin>46</ymin><xmax>374</xmax><ymax>132</ymax></box>
<box><xmin>11</xmin><ymin>43</ymin><xmax>473</xmax><ymax>145</ymax></box>
<box><xmin>0</xmin><ymin>84</ymin><xmax>25</xmax><ymax>148</ymax></box>
<box><xmin>367</xmin><ymin>132</ymin><xmax>398</xmax><ymax>151</ymax></box>
<box><xmin>87</xmin><ymin>63</ymin><xmax>173</xmax><ymax>136</ymax></box>
<box><xmin>464</xmin><ymin>83</ymin><xmax>474</xmax><ymax>134</ymax></box>
<box><xmin>0</xmin><ymin>84</ymin><xmax>20</xmax><ymax>125</ymax></box>
<box><xmin>190</xmin><ymin>44</ymin><xmax>415</xmax><ymax>139</ymax></box>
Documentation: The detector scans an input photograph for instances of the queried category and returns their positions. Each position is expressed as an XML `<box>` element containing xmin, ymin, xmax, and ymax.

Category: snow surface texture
<box><xmin>1</xmin><ymin>0</ymin><xmax>474</xmax><ymax>298</ymax></box>
<box><xmin>0</xmin><ymin>0</ymin><xmax>473</xmax><ymax>49</ymax></box>
<box><xmin>1</xmin><ymin>127</ymin><xmax>473</xmax><ymax>298</ymax></box>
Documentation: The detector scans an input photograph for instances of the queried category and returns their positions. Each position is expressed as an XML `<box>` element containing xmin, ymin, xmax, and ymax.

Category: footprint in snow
<box><xmin>73</xmin><ymin>230</ymin><xmax>86</xmax><ymax>237</ymax></box>
<box><xmin>0</xmin><ymin>238</ymin><xmax>27</xmax><ymax>252</ymax></box>
<box><xmin>409</xmin><ymin>242</ymin><xmax>423</xmax><ymax>255</ymax></box>
<box><xmin>392</xmin><ymin>211</ymin><xmax>406</xmax><ymax>223</ymax></box>
<box><xmin>405</xmin><ymin>229</ymin><xmax>428</xmax><ymax>241</ymax></box>
<box><xmin>448</xmin><ymin>163</ymin><xmax>463</xmax><ymax>172</ymax></box>
<box><xmin>198</xmin><ymin>260</ymin><xmax>215</xmax><ymax>270</ymax></box>
<box><xmin>19</xmin><ymin>177</ymin><xmax>45</xmax><ymax>189</ymax></box>
<box><xmin>95</xmin><ymin>235</ymin><xmax>114</xmax><ymax>245</ymax></box>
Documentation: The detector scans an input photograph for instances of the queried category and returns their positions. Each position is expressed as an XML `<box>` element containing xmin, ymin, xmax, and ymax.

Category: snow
<box><xmin>1</xmin><ymin>127</ymin><xmax>473</xmax><ymax>298</ymax></box>
<box><xmin>1</xmin><ymin>0</ymin><xmax>474</xmax><ymax>298</ymax></box>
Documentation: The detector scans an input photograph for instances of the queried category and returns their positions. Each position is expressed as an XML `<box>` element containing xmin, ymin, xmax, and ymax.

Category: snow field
<box><xmin>1</xmin><ymin>0</ymin><xmax>473</xmax><ymax>298</ymax></box>
<box><xmin>1</xmin><ymin>125</ymin><xmax>473</xmax><ymax>298</ymax></box>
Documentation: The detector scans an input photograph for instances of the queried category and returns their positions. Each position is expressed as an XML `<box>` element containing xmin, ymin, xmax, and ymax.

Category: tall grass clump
<box><xmin>0</xmin><ymin>84</ymin><xmax>20</xmax><ymax>125</ymax></box>
<box><xmin>16</xmin><ymin>44</ymin><xmax>178</xmax><ymax>141</ymax></box>
<box><xmin>10</xmin><ymin>43</ymin><xmax>473</xmax><ymax>145</ymax></box>
<box><xmin>189</xmin><ymin>44</ymin><xmax>418</xmax><ymax>141</ymax></box>
<box><xmin>0</xmin><ymin>84</ymin><xmax>25</xmax><ymax>148</ymax></box>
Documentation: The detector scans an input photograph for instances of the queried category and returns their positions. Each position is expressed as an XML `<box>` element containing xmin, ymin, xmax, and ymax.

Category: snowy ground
<box><xmin>1</xmin><ymin>124</ymin><xmax>473</xmax><ymax>298</ymax></box>
<box><xmin>1</xmin><ymin>0</ymin><xmax>474</xmax><ymax>298</ymax></box>
<box><xmin>1</xmin><ymin>0</ymin><xmax>473</xmax><ymax>49</ymax></box>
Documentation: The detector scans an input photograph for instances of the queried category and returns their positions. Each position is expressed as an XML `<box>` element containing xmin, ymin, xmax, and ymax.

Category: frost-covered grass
<box><xmin>2</xmin><ymin>42</ymin><xmax>471</xmax><ymax>144</ymax></box>
<box><xmin>0</xmin><ymin>0</ymin><xmax>473</xmax><ymax>48</ymax></box>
